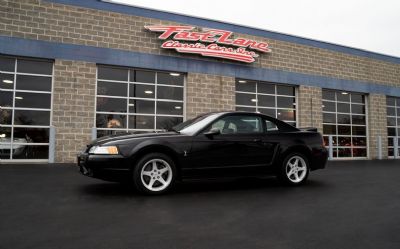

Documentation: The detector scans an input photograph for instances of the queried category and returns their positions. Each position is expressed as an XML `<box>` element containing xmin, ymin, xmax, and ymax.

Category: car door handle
<box><xmin>253</xmin><ymin>138</ymin><xmax>262</xmax><ymax>143</ymax></box>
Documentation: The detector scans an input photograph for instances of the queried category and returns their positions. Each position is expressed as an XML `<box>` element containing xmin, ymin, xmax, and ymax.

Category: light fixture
<box><xmin>278</xmin><ymin>112</ymin><xmax>281</xmax><ymax>115</ymax></box>
<box><xmin>174</xmin><ymin>106</ymin><xmax>182</xmax><ymax>109</ymax></box>
<box><xmin>15</xmin><ymin>96</ymin><xmax>23</xmax><ymax>100</ymax></box>
<box><xmin>0</xmin><ymin>134</ymin><xmax>6</xmax><ymax>138</ymax></box>
<box><xmin>251</xmin><ymin>98</ymin><xmax>257</xmax><ymax>102</ymax></box>
<box><xmin>144</xmin><ymin>90</ymin><xmax>153</xmax><ymax>94</ymax></box>
<box><xmin>128</xmin><ymin>103</ymin><xmax>135</xmax><ymax>106</ymax></box>
<box><xmin>169</xmin><ymin>73</ymin><xmax>180</xmax><ymax>77</ymax></box>
<box><xmin>238</xmin><ymin>80</ymin><xmax>247</xmax><ymax>83</ymax></box>
<box><xmin>341</xmin><ymin>92</ymin><xmax>348</xmax><ymax>95</ymax></box>
<box><xmin>2</xmin><ymin>79</ymin><xmax>13</xmax><ymax>84</ymax></box>
<box><xmin>322</xmin><ymin>105</ymin><xmax>325</xmax><ymax>108</ymax></box>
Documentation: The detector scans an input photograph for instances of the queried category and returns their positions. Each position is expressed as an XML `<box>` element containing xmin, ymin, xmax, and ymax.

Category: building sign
<box><xmin>145</xmin><ymin>25</ymin><xmax>271</xmax><ymax>63</ymax></box>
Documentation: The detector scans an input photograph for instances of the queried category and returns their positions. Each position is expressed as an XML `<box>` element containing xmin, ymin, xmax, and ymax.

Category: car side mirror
<box><xmin>204</xmin><ymin>128</ymin><xmax>221</xmax><ymax>137</ymax></box>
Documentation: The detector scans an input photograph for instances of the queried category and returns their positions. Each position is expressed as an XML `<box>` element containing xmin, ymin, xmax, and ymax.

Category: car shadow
<box><xmin>78</xmin><ymin>177</ymin><xmax>328</xmax><ymax>197</ymax></box>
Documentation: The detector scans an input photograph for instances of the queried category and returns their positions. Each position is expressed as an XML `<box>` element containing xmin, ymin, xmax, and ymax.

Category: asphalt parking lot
<box><xmin>0</xmin><ymin>160</ymin><xmax>399</xmax><ymax>249</ymax></box>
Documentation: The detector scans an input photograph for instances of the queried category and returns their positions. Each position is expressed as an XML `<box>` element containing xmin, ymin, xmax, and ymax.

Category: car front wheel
<box><xmin>133</xmin><ymin>153</ymin><xmax>176</xmax><ymax>194</ymax></box>
<box><xmin>278</xmin><ymin>153</ymin><xmax>309</xmax><ymax>185</ymax></box>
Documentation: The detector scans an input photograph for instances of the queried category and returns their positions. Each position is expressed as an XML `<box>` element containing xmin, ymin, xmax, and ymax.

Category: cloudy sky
<box><xmin>111</xmin><ymin>0</ymin><xmax>400</xmax><ymax>57</ymax></box>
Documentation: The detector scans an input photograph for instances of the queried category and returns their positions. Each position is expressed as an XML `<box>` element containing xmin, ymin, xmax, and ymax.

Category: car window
<box><xmin>207</xmin><ymin>115</ymin><xmax>263</xmax><ymax>134</ymax></box>
<box><xmin>265</xmin><ymin>119</ymin><xmax>279</xmax><ymax>132</ymax></box>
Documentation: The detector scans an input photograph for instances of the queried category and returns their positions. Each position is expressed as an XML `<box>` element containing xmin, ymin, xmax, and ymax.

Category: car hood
<box><xmin>91</xmin><ymin>131</ymin><xmax>182</xmax><ymax>146</ymax></box>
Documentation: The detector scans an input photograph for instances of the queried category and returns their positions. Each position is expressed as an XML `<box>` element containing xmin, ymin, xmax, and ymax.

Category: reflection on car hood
<box><xmin>92</xmin><ymin>131</ymin><xmax>182</xmax><ymax>145</ymax></box>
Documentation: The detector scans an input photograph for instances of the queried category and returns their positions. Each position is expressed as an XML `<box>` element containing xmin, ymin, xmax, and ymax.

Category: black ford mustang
<box><xmin>78</xmin><ymin>111</ymin><xmax>327</xmax><ymax>194</ymax></box>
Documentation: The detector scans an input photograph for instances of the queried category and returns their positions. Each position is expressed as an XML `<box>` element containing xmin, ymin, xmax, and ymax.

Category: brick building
<box><xmin>0</xmin><ymin>0</ymin><xmax>399</xmax><ymax>163</ymax></box>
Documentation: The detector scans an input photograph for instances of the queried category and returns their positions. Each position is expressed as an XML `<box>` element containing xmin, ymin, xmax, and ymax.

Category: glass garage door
<box><xmin>235</xmin><ymin>79</ymin><xmax>297</xmax><ymax>127</ymax></box>
<box><xmin>322</xmin><ymin>89</ymin><xmax>368</xmax><ymax>159</ymax></box>
<box><xmin>95</xmin><ymin>65</ymin><xmax>185</xmax><ymax>138</ymax></box>
<box><xmin>0</xmin><ymin>56</ymin><xmax>53</xmax><ymax>161</ymax></box>
<box><xmin>386</xmin><ymin>96</ymin><xmax>400</xmax><ymax>157</ymax></box>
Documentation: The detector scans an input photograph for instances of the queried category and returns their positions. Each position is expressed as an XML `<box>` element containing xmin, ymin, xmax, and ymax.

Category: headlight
<box><xmin>89</xmin><ymin>146</ymin><xmax>119</xmax><ymax>155</ymax></box>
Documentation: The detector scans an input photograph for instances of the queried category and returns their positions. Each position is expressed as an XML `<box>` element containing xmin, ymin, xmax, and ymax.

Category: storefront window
<box><xmin>386</xmin><ymin>96</ymin><xmax>400</xmax><ymax>157</ymax></box>
<box><xmin>0</xmin><ymin>56</ymin><xmax>53</xmax><ymax>160</ymax></box>
<box><xmin>322</xmin><ymin>90</ymin><xmax>367</xmax><ymax>158</ymax></box>
<box><xmin>96</xmin><ymin>66</ymin><xmax>184</xmax><ymax>137</ymax></box>
<box><xmin>235</xmin><ymin>79</ymin><xmax>296</xmax><ymax>126</ymax></box>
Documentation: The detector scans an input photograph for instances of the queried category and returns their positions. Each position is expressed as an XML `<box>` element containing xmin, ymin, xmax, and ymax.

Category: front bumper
<box><xmin>77</xmin><ymin>153</ymin><xmax>131</xmax><ymax>182</ymax></box>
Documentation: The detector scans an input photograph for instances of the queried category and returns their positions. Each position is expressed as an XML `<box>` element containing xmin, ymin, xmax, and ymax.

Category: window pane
<box><xmin>388</xmin><ymin>127</ymin><xmax>396</xmax><ymax>136</ymax></box>
<box><xmin>351</xmin><ymin>94</ymin><xmax>364</xmax><ymax>104</ymax></box>
<box><xmin>236</xmin><ymin>80</ymin><xmax>256</xmax><ymax>92</ymax></box>
<box><xmin>352</xmin><ymin>115</ymin><xmax>366</xmax><ymax>125</ymax></box>
<box><xmin>387</xmin><ymin>107</ymin><xmax>395</xmax><ymax>116</ymax></box>
<box><xmin>351</xmin><ymin>104</ymin><xmax>365</xmax><ymax>114</ymax></box>
<box><xmin>14</xmin><ymin>92</ymin><xmax>51</xmax><ymax>109</ymax></box>
<box><xmin>157</xmin><ymin>86</ymin><xmax>183</xmax><ymax>100</ymax></box>
<box><xmin>13</xmin><ymin>128</ymin><xmax>49</xmax><ymax>143</ymax></box>
<box><xmin>337</xmin><ymin>114</ymin><xmax>350</xmax><ymax>124</ymax></box>
<box><xmin>14</xmin><ymin>110</ymin><xmax>50</xmax><ymax>125</ymax></box>
<box><xmin>352</xmin><ymin>126</ymin><xmax>366</xmax><ymax>136</ymax></box>
<box><xmin>278</xmin><ymin>109</ymin><xmax>295</xmax><ymax>121</ymax></box>
<box><xmin>129</xmin><ymin>84</ymin><xmax>155</xmax><ymax>99</ymax></box>
<box><xmin>96</xmin><ymin>114</ymin><xmax>126</xmax><ymax>128</ymax></box>
<box><xmin>258</xmin><ymin>95</ymin><xmax>274</xmax><ymax>107</ymax></box>
<box><xmin>338</xmin><ymin>148</ymin><xmax>352</xmax><ymax>157</ymax></box>
<box><xmin>337</xmin><ymin>92</ymin><xmax>350</xmax><ymax>102</ymax></box>
<box><xmin>0</xmin><ymin>127</ymin><xmax>12</xmax><ymax>159</ymax></box>
<box><xmin>12</xmin><ymin>145</ymin><xmax>49</xmax><ymax>159</ymax></box>
<box><xmin>0</xmin><ymin>56</ymin><xmax>15</xmax><ymax>72</ymax></box>
<box><xmin>396</xmin><ymin>98</ymin><xmax>400</xmax><ymax>106</ymax></box>
<box><xmin>277</xmin><ymin>85</ymin><xmax>294</xmax><ymax>96</ymax></box>
<box><xmin>323</xmin><ymin>113</ymin><xmax>336</xmax><ymax>123</ymax></box>
<box><xmin>133</xmin><ymin>70</ymin><xmax>155</xmax><ymax>84</ymax></box>
<box><xmin>156</xmin><ymin>116</ymin><xmax>183</xmax><ymax>130</ymax></box>
<box><xmin>96</xmin><ymin>97</ymin><xmax>126</xmax><ymax>113</ymax></box>
<box><xmin>338</xmin><ymin>125</ymin><xmax>351</xmax><ymax>135</ymax></box>
<box><xmin>0</xmin><ymin>73</ymin><xmax>15</xmax><ymax>89</ymax></box>
<box><xmin>338</xmin><ymin>137</ymin><xmax>351</xmax><ymax>146</ymax></box>
<box><xmin>0</xmin><ymin>91</ymin><xmax>13</xmax><ymax>106</ymax></box>
<box><xmin>97</xmin><ymin>81</ymin><xmax>127</xmax><ymax>97</ymax></box>
<box><xmin>322</xmin><ymin>90</ymin><xmax>335</xmax><ymax>100</ymax></box>
<box><xmin>236</xmin><ymin>106</ymin><xmax>256</xmax><ymax>113</ymax></box>
<box><xmin>353</xmin><ymin>137</ymin><xmax>367</xmax><ymax>146</ymax></box>
<box><xmin>16</xmin><ymin>75</ymin><xmax>52</xmax><ymax>92</ymax></box>
<box><xmin>157</xmin><ymin>101</ymin><xmax>183</xmax><ymax>115</ymax></box>
<box><xmin>129</xmin><ymin>99</ymin><xmax>154</xmax><ymax>114</ymax></box>
<box><xmin>258</xmin><ymin>83</ymin><xmax>275</xmax><ymax>94</ymax></box>
<box><xmin>17</xmin><ymin>59</ymin><xmax>52</xmax><ymax>75</ymax></box>
<box><xmin>323</xmin><ymin>125</ymin><xmax>336</xmax><ymax>135</ymax></box>
<box><xmin>353</xmin><ymin>148</ymin><xmax>367</xmax><ymax>157</ymax></box>
<box><xmin>236</xmin><ymin>93</ymin><xmax>256</xmax><ymax>106</ymax></box>
<box><xmin>323</xmin><ymin>101</ymin><xmax>335</xmax><ymax>112</ymax></box>
<box><xmin>323</xmin><ymin>136</ymin><xmax>337</xmax><ymax>146</ymax></box>
<box><xmin>277</xmin><ymin>96</ymin><xmax>295</xmax><ymax>108</ymax></box>
<box><xmin>258</xmin><ymin>108</ymin><xmax>275</xmax><ymax>117</ymax></box>
<box><xmin>98</xmin><ymin>66</ymin><xmax>128</xmax><ymax>81</ymax></box>
<box><xmin>388</xmin><ymin>137</ymin><xmax>393</xmax><ymax>147</ymax></box>
<box><xmin>337</xmin><ymin>103</ymin><xmax>350</xmax><ymax>113</ymax></box>
<box><xmin>157</xmin><ymin>72</ymin><xmax>183</xmax><ymax>86</ymax></box>
<box><xmin>129</xmin><ymin>115</ymin><xmax>154</xmax><ymax>129</ymax></box>
<box><xmin>386</xmin><ymin>97</ymin><xmax>396</xmax><ymax>106</ymax></box>
<box><xmin>0</xmin><ymin>108</ymin><xmax>12</xmax><ymax>124</ymax></box>
<box><xmin>97</xmin><ymin>129</ymin><xmax>128</xmax><ymax>138</ymax></box>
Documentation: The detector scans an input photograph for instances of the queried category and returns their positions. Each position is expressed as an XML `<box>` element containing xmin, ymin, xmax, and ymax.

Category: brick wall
<box><xmin>368</xmin><ymin>94</ymin><xmax>388</xmax><ymax>159</ymax></box>
<box><xmin>297</xmin><ymin>86</ymin><xmax>323</xmax><ymax>132</ymax></box>
<box><xmin>186</xmin><ymin>73</ymin><xmax>235</xmax><ymax>119</ymax></box>
<box><xmin>0</xmin><ymin>0</ymin><xmax>399</xmax><ymax>88</ymax></box>
<box><xmin>53</xmin><ymin>59</ymin><xmax>96</xmax><ymax>163</ymax></box>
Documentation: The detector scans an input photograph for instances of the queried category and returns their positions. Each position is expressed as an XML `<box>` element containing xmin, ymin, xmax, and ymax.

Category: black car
<box><xmin>78</xmin><ymin>111</ymin><xmax>327</xmax><ymax>194</ymax></box>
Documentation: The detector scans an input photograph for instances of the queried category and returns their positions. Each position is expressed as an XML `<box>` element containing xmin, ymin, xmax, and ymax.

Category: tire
<box><xmin>133</xmin><ymin>153</ymin><xmax>176</xmax><ymax>195</ymax></box>
<box><xmin>277</xmin><ymin>152</ymin><xmax>309</xmax><ymax>186</ymax></box>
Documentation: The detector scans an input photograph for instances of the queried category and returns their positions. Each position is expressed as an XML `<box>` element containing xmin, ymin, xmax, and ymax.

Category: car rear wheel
<box><xmin>278</xmin><ymin>153</ymin><xmax>309</xmax><ymax>185</ymax></box>
<box><xmin>133</xmin><ymin>153</ymin><xmax>176</xmax><ymax>194</ymax></box>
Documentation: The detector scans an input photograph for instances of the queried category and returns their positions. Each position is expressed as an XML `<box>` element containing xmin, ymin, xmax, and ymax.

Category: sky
<box><xmin>110</xmin><ymin>0</ymin><xmax>400</xmax><ymax>58</ymax></box>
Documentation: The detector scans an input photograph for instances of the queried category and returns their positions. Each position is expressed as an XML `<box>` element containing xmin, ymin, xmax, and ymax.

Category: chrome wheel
<box><xmin>285</xmin><ymin>155</ymin><xmax>308</xmax><ymax>183</ymax></box>
<box><xmin>140</xmin><ymin>159</ymin><xmax>173</xmax><ymax>192</ymax></box>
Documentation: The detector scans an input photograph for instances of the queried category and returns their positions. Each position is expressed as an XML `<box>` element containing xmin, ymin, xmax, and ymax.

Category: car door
<box><xmin>187</xmin><ymin>114</ymin><xmax>273</xmax><ymax>175</ymax></box>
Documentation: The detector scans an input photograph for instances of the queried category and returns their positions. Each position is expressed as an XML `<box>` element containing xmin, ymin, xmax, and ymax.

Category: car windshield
<box><xmin>172</xmin><ymin>113</ymin><xmax>222</xmax><ymax>135</ymax></box>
